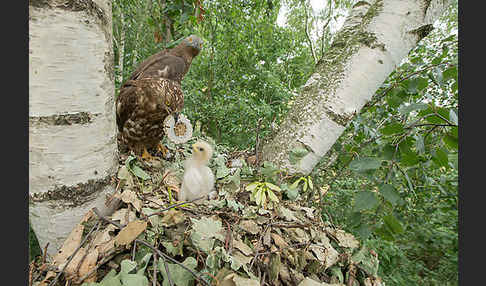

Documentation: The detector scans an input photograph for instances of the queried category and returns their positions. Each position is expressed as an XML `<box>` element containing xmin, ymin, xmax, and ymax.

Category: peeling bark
<box><xmin>29</xmin><ymin>0</ymin><xmax>117</xmax><ymax>254</ymax></box>
<box><xmin>262</xmin><ymin>0</ymin><xmax>451</xmax><ymax>175</ymax></box>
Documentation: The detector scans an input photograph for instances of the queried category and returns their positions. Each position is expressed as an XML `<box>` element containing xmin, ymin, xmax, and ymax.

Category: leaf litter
<box><xmin>31</xmin><ymin>136</ymin><xmax>383</xmax><ymax>286</ymax></box>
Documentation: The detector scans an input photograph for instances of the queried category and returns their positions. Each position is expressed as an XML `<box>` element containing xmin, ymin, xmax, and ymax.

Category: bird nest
<box><xmin>30</xmin><ymin>137</ymin><xmax>384</xmax><ymax>286</ymax></box>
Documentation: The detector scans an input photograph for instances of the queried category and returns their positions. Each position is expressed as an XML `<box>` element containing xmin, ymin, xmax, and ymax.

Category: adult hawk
<box><xmin>116</xmin><ymin>35</ymin><xmax>203</xmax><ymax>158</ymax></box>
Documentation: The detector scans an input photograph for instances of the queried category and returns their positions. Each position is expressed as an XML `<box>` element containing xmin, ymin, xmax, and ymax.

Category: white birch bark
<box><xmin>29</xmin><ymin>0</ymin><xmax>117</xmax><ymax>255</ymax></box>
<box><xmin>262</xmin><ymin>0</ymin><xmax>452</xmax><ymax>175</ymax></box>
<box><xmin>117</xmin><ymin>5</ymin><xmax>125</xmax><ymax>85</ymax></box>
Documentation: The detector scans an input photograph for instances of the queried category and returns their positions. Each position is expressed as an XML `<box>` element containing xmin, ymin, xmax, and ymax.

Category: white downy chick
<box><xmin>179</xmin><ymin>141</ymin><xmax>215</xmax><ymax>202</ymax></box>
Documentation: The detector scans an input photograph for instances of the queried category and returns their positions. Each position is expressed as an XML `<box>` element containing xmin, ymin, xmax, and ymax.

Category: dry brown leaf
<box><xmin>64</xmin><ymin>246</ymin><xmax>87</xmax><ymax>278</ymax></box>
<box><xmin>333</xmin><ymin>229</ymin><xmax>360</xmax><ymax>249</ymax></box>
<box><xmin>324</xmin><ymin>245</ymin><xmax>340</xmax><ymax>269</ymax></box>
<box><xmin>239</xmin><ymin>220</ymin><xmax>261</xmax><ymax>234</ymax></box>
<box><xmin>146</xmin><ymin>197</ymin><xmax>166</xmax><ymax>208</ymax></box>
<box><xmin>160</xmin><ymin>209</ymin><xmax>185</xmax><ymax>226</ymax></box>
<box><xmin>97</xmin><ymin>238</ymin><xmax>116</xmax><ymax>256</ymax></box>
<box><xmin>309</xmin><ymin>245</ymin><xmax>326</xmax><ymax>262</ymax></box>
<box><xmin>120</xmin><ymin>189</ymin><xmax>143</xmax><ymax>212</ymax></box>
<box><xmin>162</xmin><ymin>170</ymin><xmax>181</xmax><ymax>193</ymax></box>
<box><xmin>263</xmin><ymin>228</ymin><xmax>272</xmax><ymax>247</ymax></box>
<box><xmin>271</xmin><ymin>233</ymin><xmax>289</xmax><ymax>249</ymax></box>
<box><xmin>92</xmin><ymin>229</ymin><xmax>112</xmax><ymax>247</ymax></box>
<box><xmin>111</xmin><ymin>208</ymin><xmax>136</xmax><ymax>226</ymax></box>
<box><xmin>78</xmin><ymin>248</ymin><xmax>99</xmax><ymax>283</ymax></box>
<box><xmin>233</xmin><ymin>239</ymin><xmax>253</xmax><ymax>256</ymax></box>
<box><xmin>53</xmin><ymin>223</ymin><xmax>84</xmax><ymax>267</ymax></box>
<box><xmin>115</xmin><ymin>220</ymin><xmax>147</xmax><ymax>246</ymax></box>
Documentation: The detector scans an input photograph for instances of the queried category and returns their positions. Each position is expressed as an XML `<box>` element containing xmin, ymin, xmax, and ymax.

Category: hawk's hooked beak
<box><xmin>173</xmin><ymin>112</ymin><xmax>179</xmax><ymax>123</ymax></box>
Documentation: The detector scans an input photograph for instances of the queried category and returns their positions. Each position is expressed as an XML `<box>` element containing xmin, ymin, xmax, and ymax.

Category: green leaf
<box><xmin>120</xmin><ymin>274</ymin><xmax>149</xmax><ymax>286</ymax></box>
<box><xmin>264</xmin><ymin>182</ymin><xmax>281</xmax><ymax>192</ymax></box>
<box><xmin>386</xmin><ymin>95</ymin><xmax>404</xmax><ymax>108</ymax></box>
<box><xmin>415</xmin><ymin>135</ymin><xmax>425</xmax><ymax>154</ymax></box>
<box><xmin>398</xmin><ymin>103</ymin><xmax>428</xmax><ymax>115</ymax></box>
<box><xmin>349</xmin><ymin>157</ymin><xmax>382</xmax><ymax>172</ymax></box>
<box><xmin>257</xmin><ymin>189</ymin><xmax>266</xmax><ymax>206</ymax></box>
<box><xmin>379</xmin><ymin>184</ymin><xmax>400</xmax><ymax>206</ymax></box>
<box><xmin>405</xmin><ymin>77</ymin><xmax>429</xmax><ymax>93</ymax></box>
<box><xmin>159</xmin><ymin>257</ymin><xmax>197</xmax><ymax>286</ymax></box>
<box><xmin>374</xmin><ymin>225</ymin><xmax>394</xmax><ymax>241</ymax></box>
<box><xmin>443</xmin><ymin>134</ymin><xmax>458</xmax><ymax>151</ymax></box>
<box><xmin>353</xmin><ymin>191</ymin><xmax>379</xmax><ymax>212</ymax></box>
<box><xmin>282</xmin><ymin>183</ymin><xmax>299</xmax><ymax>200</ymax></box>
<box><xmin>329</xmin><ymin>266</ymin><xmax>344</xmax><ymax>283</ymax></box>
<box><xmin>254</xmin><ymin>188</ymin><xmax>263</xmax><ymax>206</ymax></box>
<box><xmin>289</xmin><ymin>148</ymin><xmax>309</xmax><ymax>165</ymax></box>
<box><xmin>380</xmin><ymin>123</ymin><xmax>404</xmax><ymax>135</ymax></box>
<box><xmin>383</xmin><ymin>214</ymin><xmax>404</xmax><ymax>234</ymax></box>
<box><xmin>356</xmin><ymin>223</ymin><xmax>372</xmax><ymax>240</ymax></box>
<box><xmin>443</xmin><ymin>66</ymin><xmax>457</xmax><ymax>81</ymax></box>
<box><xmin>260</xmin><ymin>162</ymin><xmax>279</xmax><ymax>181</ymax></box>
<box><xmin>424</xmin><ymin>107</ymin><xmax>450</xmax><ymax>124</ymax></box>
<box><xmin>216</xmin><ymin>164</ymin><xmax>231</xmax><ymax>179</ymax></box>
<box><xmin>432</xmin><ymin>149</ymin><xmax>449</xmax><ymax>167</ymax></box>
<box><xmin>267</xmin><ymin>189</ymin><xmax>279</xmax><ymax>202</ymax></box>
<box><xmin>382</xmin><ymin>144</ymin><xmax>396</xmax><ymax>161</ymax></box>
<box><xmin>125</xmin><ymin>156</ymin><xmax>150</xmax><ymax>180</ymax></box>
<box><xmin>190</xmin><ymin>217</ymin><xmax>225</xmax><ymax>253</ymax></box>
<box><xmin>290</xmin><ymin>178</ymin><xmax>302</xmax><ymax>189</ymax></box>
<box><xmin>307</xmin><ymin>177</ymin><xmax>314</xmax><ymax>190</ymax></box>
<box><xmin>400</xmin><ymin>150</ymin><xmax>420</xmax><ymax>167</ymax></box>
<box><xmin>245</xmin><ymin>182</ymin><xmax>260</xmax><ymax>192</ymax></box>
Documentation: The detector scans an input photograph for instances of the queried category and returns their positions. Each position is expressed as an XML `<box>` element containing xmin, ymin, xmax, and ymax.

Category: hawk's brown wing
<box><xmin>134</xmin><ymin>55</ymin><xmax>187</xmax><ymax>83</ymax></box>
<box><xmin>125</xmin><ymin>49</ymin><xmax>170</xmax><ymax>82</ymax></box>
<box><xmin>116</xmin><ymin>80</ymin><xmax>139</xmax><ymax>132</ymax></box>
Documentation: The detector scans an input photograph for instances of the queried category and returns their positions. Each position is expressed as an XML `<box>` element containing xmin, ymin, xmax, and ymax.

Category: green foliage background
<box><xmin>29</xmin><ymin>0</ymin><xmax>457</xmax><ymax>285</ymax></box>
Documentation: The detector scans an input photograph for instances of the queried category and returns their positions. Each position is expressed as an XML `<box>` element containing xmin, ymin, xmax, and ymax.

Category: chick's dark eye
<box><xmin>199</xmin><ymin>147</ymin><xmax>204</xmax><ymax>151</ymax></box>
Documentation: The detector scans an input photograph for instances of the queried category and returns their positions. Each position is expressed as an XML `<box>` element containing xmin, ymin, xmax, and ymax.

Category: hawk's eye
<box><xmin>199</xmin><ymin>147</ymin><xmax>204</xmax><ymax>151</ymax></box>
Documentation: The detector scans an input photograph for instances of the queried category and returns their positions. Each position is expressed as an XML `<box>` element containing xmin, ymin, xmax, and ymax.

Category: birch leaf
<box><xmin>114</xmin><ymin>220</ymin><xmax>147</xmax><ymax>246</ymax></box>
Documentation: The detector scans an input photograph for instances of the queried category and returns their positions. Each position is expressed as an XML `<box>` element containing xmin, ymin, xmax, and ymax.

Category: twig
<box><xmin>132</xmin><ymin>240</ymin><xmax>137</xmax><ymax>261</ymax></box>
<box><xmin>255</xmin><ymin>118</ymin><xmax>263</xmax><ymax>164</ymax></box>
<box><xmin>160</xmin><ymin>253</ymin><xmax>174</xmax><ymax>286</ymax></box>
<box><xmin>254</xmin><ymin>242</ymin><xmax>310</xmax><ymax>257</ymax></box>
<box><xmin>346</xmin><ymin>263</ymin><xmax>357</xmax><ymax>286</ymax></box>
<box><xmin>146</xmin><ymin>196</ymin><xmax>206</xmax><ymax>218</ymax></box>
<box><xmin>29</xmin><ymin>261</ymin><xmax>34</xmax><ymax>286</ymax></box>
<box><xmin>92</xmin><ymin>207</ymin><xmax>123</xmax><ymax>229</ymax></box>
<box><xmin>302</xmin><ymin>0</ymin><xmax>317</xmax><ymax>64</ymax></box>
<box><xmin>268</xmin><ymin>223</ymin><xmax>311</xmax><ymax>228</ymax></box>
<box><xmin>42</xmin><ymin>242</ymin><xmax>50</xmax><ymax>264</ymax></box>
<box><xmin>134</xmin><ymin>239</ymin><xmax>210</xmax><ymax>286</ymax></box>
<box><xmin>406</xmin><ymin>123</ymin><xmax>456</xmax><ymax>128</ymax></box>
<box><xmin>152</xmin><ymin>252</ymin><xmax>158</xmax><ymax>286</ymax></box>
<box><xmin>223</xmin><ymin>220</ymin><xmax>233</xmax><ymax>254</ymax></box>
<box><xmin>48</xmin><ymin>221</ymin><xmax>101</xmax><ymax>286</ymax></box>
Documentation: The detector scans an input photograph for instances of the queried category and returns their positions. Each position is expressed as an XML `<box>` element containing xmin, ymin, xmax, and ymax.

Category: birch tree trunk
<box><xmin>29</xmin><ymin>0</ymin><xmax>117</xmax><ymax>255</ymax></box>
<box><xmin>262</xmin><ymin>0</ymin><xmax>452</xmax><ymax>175</ymax></box>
